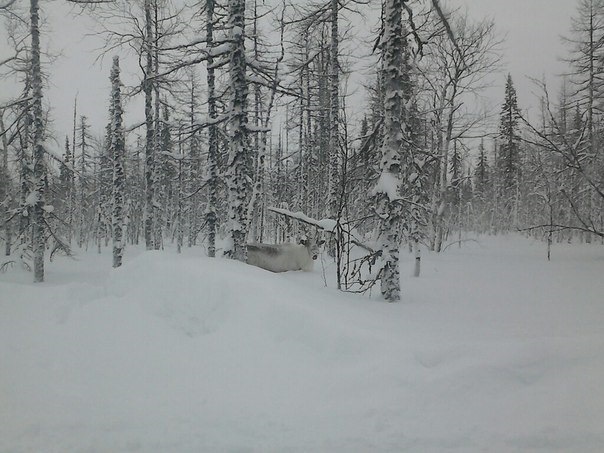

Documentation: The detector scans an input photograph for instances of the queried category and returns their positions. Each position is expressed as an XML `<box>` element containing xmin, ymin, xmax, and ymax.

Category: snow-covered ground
<box><xmin>1</xmin><ymin>236</ymin><xmax>604</xmax><ymax>452</ymax></box>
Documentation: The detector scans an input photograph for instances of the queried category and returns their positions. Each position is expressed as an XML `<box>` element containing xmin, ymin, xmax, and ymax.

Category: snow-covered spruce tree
<box><xmin>473</xmin><ymin>138</ymin><xmax>491</xmax><ymax>231</ymax></box>
<box><xmin>109</xmin><ymin>56</ymin><xmax>125</xmax><ymax>268</ymax></box>
<box><xmin>76</xmin><ymin>115</ymin><xmax>93</xmax><ymax>248</ymax></box>
<box><xmin>57</xmin><ymin>135</ymin><xmax>74</xmax><ymax>241</ymax></box>
<box><xmin>373</xmin><ymin>0</ymin><xmax>408</xmax><ymax>302</ymax></box>
<box><xmin>224</xmin><ymin>0</ymin><xmax>251</xmax><ymax>262</ymax></box>
<box><xmin>498</xmin><ymin>73</ymin><xmax>522</xmax><ymax>226</ymax></box>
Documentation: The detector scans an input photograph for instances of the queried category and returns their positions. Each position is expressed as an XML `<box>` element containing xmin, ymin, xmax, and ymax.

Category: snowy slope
<box><xmin>1</xmin><ymin>236</ymin><xmax>604</xmax><ymax>452</ymax></box>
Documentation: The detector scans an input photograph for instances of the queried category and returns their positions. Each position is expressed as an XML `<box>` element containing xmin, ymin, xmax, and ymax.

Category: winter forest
<box><xmin>1</xmin><ymin>0</ymin><xmax>604</xmax><ymax>451</ymax></box>
<box><xmin>0</xmin><ymin>0</ymin><xmax>603</xmax><ymax>297</ymax></box>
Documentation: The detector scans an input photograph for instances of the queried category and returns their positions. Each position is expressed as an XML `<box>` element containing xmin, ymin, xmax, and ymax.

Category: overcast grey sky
<box><xmin>0</xmin><ymin>0</ymin><xmax>581</xmax><ymax>145</ymax></box>
<box><xmin>450</xmin><ymin>0</ymin><xmax>577</xmax><ymax>113</ymax></box>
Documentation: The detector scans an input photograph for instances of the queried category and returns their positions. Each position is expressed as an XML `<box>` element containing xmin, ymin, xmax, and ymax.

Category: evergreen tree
<box><xmin>449</xmin><ymin>139</ymin><xmax>462</xmax><ymax>206</ymax></box>
<box><xmin>498</xmin><ymin>73</ymin><xmax>522</xmax><ymax>222</ymax></box>
<box><xmin>474</xmin><ymin>139</ymin><xmax>489</xmax><ymax>198</ymax></box>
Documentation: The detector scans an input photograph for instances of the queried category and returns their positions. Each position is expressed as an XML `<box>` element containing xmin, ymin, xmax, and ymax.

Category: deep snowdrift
<box><xmin>1</xmin><ymin>236</ymin><xmax>604</xmax><ymax>452</ymax></box>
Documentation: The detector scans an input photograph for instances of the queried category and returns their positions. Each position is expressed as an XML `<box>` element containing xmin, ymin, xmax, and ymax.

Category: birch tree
<box><xmin>327</xmin><ymin>0</ymin><xmax>340</xmax><ymax>219</ymax></box>
<box><xmin>225</xmin><ymin>0</ymin><xmax>251</xmax><ymax>261</ymax></box>
<box><xmin>109</xmin><ymin>56</ymin><xmax>125</xmax><ymax>268</ymax></box>
<box><xmin>373</xmin><ymin>0</ymin><xmax>406</xmax><ymax>301</ymax></box>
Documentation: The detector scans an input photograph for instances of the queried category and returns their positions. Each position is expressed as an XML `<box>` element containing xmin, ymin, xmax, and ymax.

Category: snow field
<box><xmin>1</xmin><ymin>236</ymin><xmax>604</xmax><ymax>452</ymax></box>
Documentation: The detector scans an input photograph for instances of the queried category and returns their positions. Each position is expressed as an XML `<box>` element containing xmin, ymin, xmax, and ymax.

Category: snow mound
<box><xmin>2</xmin><ymin>237</ymin><xmax>604</xmax><ymax>451</ymax></box>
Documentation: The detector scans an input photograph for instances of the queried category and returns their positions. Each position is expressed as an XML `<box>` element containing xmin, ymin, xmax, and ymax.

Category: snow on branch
<box><xmin>268</xmin><ymin>207</ymin><xmax>337</xmax><ymax>232</ymax></box>
<box><xmin>371</xmin><ymin>171</ymin><xmax>401</xmax><ymax>202</ymax></box>
<box><xmin>267</xmin><ymin>207</ymin><xmax>375</xmax><ymax>254</ymax></box>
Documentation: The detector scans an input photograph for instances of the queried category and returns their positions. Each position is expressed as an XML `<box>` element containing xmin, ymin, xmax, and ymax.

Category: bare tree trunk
<box><xmin>434</xmin><ymin>91</ymin><xmax>456</xmax><ymax>253</ymax></box>
<box><xmin>176</xmin><ymin>126</ymin><xmax>184</xmax><ymax>254</ymax></box>
<box><xmin>225</xmin><ymin>0</ymin><xmax>250</xmax><ymax>262</ymax></box>
<box><xmin>327</xmin><ymin>0</ymin><xmax>340</xmax><ymax>219</ymax></box>
<box><xmin>0</xmin><ymin>111</ymin><xmax>11</xmax><ymax>256</ymax></box>
<box><xmin>152</xmin><ymin>0</ymin><xmax>162</xmax><ymax>251</ymax></box>
<box><xmin>375</xmin><ymin>0</ymin><xmax>406</xmax><ymax>302</ymax></box>
<box><xmin>206</xmin><ymin>0</ymin><xmax>218</xmax><ymax>257</ymax></box>
<box><xmin>413</xmin><ymin>240</ymin><xmax>421</xmax><ymax>277</ymax></box>
<box><xmin>30</xmin><ymin>0</ymin><xmax>46</xmax><ymax>282</ymax></box>
<box><xmin>144</xmin><ymin>0</ymin><xmax>155</xmax><ymax>250</ymax></box>
<box><xmin>110</xmin><ymin>56</ymin><xmax>125</xmax><ymax>268</ymax></box>
<box><xmin>71</xmin><ymin>96</ymin><xmax>77</xmax><ymax>246</ymax></box>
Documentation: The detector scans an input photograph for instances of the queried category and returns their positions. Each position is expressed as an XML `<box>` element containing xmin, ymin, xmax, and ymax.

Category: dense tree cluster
<box><xmin>1</xmin><ymin>0</ymin><xmax>602</xmax><ymax>301</ymax></box>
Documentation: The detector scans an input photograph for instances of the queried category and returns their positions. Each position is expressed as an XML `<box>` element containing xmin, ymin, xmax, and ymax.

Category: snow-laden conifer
<box><xmin>498</xmin><ymin>74</ymin><xmax>522</xmax><ymax>223</ymax></box>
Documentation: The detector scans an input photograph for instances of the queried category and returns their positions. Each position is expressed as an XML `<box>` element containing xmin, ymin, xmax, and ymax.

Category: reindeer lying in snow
<box><xmin>246</xmin><ymin>237</ymin><xmax>325</xmax><ymax>272</ymax></box>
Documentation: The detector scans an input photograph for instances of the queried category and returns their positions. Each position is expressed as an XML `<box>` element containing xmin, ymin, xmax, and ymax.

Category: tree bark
<box><xmin>30</xmin><ymin>0</ymin><xmax>46</xmax><ymax>283</ymax></box>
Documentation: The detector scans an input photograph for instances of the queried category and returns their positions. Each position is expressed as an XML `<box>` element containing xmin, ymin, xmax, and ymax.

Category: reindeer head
<box><xmin>299</xmin><ymin>235</ymin><xmax>325</xmax><ymax>260</ymax></box>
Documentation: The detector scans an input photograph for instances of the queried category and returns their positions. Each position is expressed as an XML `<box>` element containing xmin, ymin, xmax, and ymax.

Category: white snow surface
<box><xmin>1</xmin><ymin>236</ymin><xmax>604</xmax><ymax>452</ymax></box>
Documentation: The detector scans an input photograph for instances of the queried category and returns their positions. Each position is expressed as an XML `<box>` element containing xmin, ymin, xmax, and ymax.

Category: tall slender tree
<box><xmin>206</xmin><ymin>0</ymin><xmax>218</xmax><ymax>257</ymax></box>
<box><xmin>143</xmin><ymin>0</ymin><xmax>156</xmax><ymax>250</ymax></box>
<box><xmin>498</xmin><ymin>73</ymin><xmax>522</xmax><ymax>224</ymax></box>
<box><xmin>225</xmin><ymin>0</ymin><xmax>251</xmax><ymax>261</ymax></box>
<box><xmin>109</xmin><ymin>56</ymin><xmax>125</xmax><ymax>268</ymax></box>
<box><xmin>30</xmin><ymin>0</ymin><xmax>46</xmax><ymax>282</ymax></box>
<box><xmin>373</xmin><ymin>0</ymin><xmax>407</xmax><ymax>302</ymax></box>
